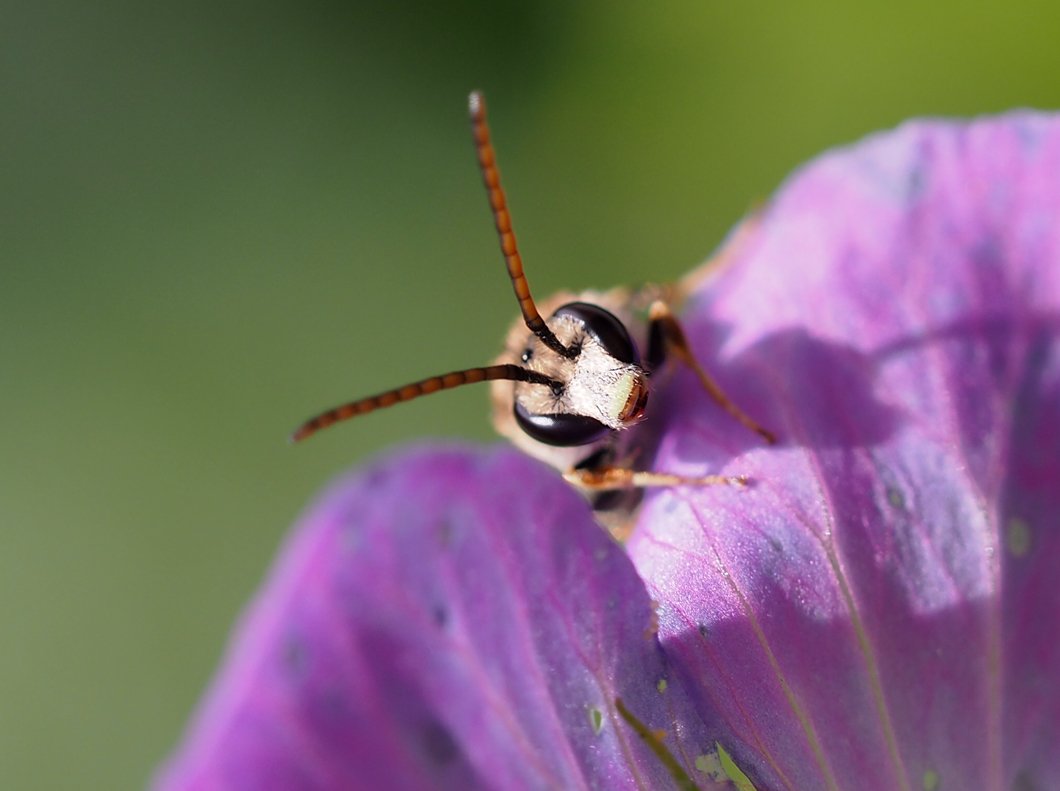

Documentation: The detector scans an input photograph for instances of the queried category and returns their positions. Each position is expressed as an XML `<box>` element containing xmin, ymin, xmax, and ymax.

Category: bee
<box><xmin>292</xmin><ymin>92</ymin><xmax>774</xmax><ymax>526</ymax></box>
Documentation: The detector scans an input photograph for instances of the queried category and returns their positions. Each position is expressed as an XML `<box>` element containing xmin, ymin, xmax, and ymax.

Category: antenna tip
<box><xmin>468</xmin><ymin>90</ymin><xmax>484</xmax><ymax>118</ymax></box>
<box><xmin>289</xmin><ymin>425</ymin><xmax>310</xmax><ymax>444</ymax></box>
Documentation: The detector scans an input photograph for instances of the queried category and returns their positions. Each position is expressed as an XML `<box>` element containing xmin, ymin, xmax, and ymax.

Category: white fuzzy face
<box><xmin>512</xmin><ymin>313</ymin><xmax>647</xmax><ymax>431</ymax></box>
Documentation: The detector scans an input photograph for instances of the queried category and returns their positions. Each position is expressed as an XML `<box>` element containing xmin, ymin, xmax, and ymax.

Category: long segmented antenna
<box><xmin>469</xmin><ymin>91</ymin><xmax>574</xmax><ymax>360</ymax></box>
<box><xmin>291</xmin><ymin>364</ymin><xmax>561</xmax><ymax>442</ymax></box>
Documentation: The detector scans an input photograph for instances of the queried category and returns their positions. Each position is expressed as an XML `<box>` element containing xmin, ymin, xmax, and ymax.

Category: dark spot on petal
<box><xmin>420</xmin><ymin>718</ymin><xmax>461</xmax><ymax>766</ymax></box>
<box><xmin>972</xmin><ymin>236</ymin><xmax>1005</xmax><ymax>270</ymax></box>
<box><xmin>432</xmin><ymin>604</ymin><xmax>448</xmax><ymax>627</ymax></box>
<box><xmin>906</xmin><ymin>167</ymin><xmax>925</xmax><ymax>199</ymax></box>
<box><xmin>361</xmin><ymin>467</ymin><xmax>392</xmax><ymax>489</ymax></box>
<box><xmin>320</xmin><ymin>686</ymin><xmax>349</xmax><ymax>720</ymax></box>
<box><xmin>1012</xmin><ymin>770</ymin><xmax>1039</xmax><ymax>791</ymax></box>
<box><xmin>436</xmin><ymin>518</ymin><xmax>457</xmax><ymax>549</ymax></box>
<box><xmin>698</xmin><ymin>623</ymin><xmax>709</xmax><ymax>638</ymax></box>
<box><xmin>282</xmin><ymin>635</ymin><xmax>307</xmax><ymax>676</ymax></box>
<box><xmin>1019</xmin><ymin>117</ymin><xmax>1045</xmax><ymax>147</ymax></box>
<box><xmin>886</xmin><ymin>486</ymin><xmax>906</xmax><ymax>512</ymax></box>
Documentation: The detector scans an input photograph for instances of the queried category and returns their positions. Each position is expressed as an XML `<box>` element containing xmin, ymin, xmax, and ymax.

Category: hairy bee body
<box><xmin>491</xmin><ymin>282</ymin><xmax>676</xmax><ymax>482</ymax></box>
<box><xmin>292</xmin><ymin>93</ymin><xmax>771</xmax><ymax>534</ymax></box>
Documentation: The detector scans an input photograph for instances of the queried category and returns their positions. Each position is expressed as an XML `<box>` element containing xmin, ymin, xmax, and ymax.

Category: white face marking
<box><xmin>512</xmin><ymin>313</ymin><xmax>646</xmax><ymax>431</ymax></box>
<box><xmin>564</xmin><ymin>342</ymin><xmax>640</xmax><ymax>428</ymax></box>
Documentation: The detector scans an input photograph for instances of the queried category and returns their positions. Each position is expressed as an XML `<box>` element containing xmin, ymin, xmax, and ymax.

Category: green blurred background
<box><xmin>4</xmin><ymin>2</ymin><xmax>1060</xmax><ymax>787</ymax></box>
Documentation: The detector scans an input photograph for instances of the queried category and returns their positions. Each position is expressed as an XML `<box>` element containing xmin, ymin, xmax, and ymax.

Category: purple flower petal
<box><xmin>155</xmin><ymin>446</ymin><xmax>719</xmax><ymax>790</ymax></box>
<box><xmin>158</xmin><ymin>112</ymin><xmax>1060</xmax><ymax>791</ymax></box>
<box><xmin>628</xmin><ymin>112</ymin><xmax>1060</xmax><ymax>790</ymax></box>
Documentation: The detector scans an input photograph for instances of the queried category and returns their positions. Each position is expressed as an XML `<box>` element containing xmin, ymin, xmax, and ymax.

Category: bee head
<box><xmin>512</xmin><ymin>302</ymin><xmax>649</xmax><ymax>447</ymax></box>
<box><xmin>291</xmin><ymin>93</ymin><xmax>647</xmax><ymax>447</ymax></box>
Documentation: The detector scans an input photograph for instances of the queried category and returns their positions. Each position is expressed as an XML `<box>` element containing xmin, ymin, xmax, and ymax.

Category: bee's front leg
<box><xmin>646</xmin><ymin>300</ymin><xmax>777</xmax><ymax>444</ymax></box>
<box><xmin>565</xmin><ymin>464</ymin><xmax>748</xmax><ymax>540</ymax></box>
<box><xmin>563</xmin><ymin>466</ymin><xmax>747</xmax><ymax>490</ymax></box>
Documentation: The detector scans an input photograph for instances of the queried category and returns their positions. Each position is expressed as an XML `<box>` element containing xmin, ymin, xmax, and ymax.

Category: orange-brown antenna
<box><xmin>469</xmin><ymin>90</ymin><xmax>574</xmax><ymax>360</ymax></box>
<box><xmin>291</xmin><ymin>364</ymin><xmax>561</xmax><ymax>443</ymax></box>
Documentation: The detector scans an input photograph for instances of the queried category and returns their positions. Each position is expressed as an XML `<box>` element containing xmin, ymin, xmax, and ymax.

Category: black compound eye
<box><xmin>513</xmin><ymin>401</ymin><xmax>610</xmax><ymax>447</ymax></box>
<box><xmin>552</xmin><ymin>302</ymin><xmax>639</xmax><ymax>364</ymax></box>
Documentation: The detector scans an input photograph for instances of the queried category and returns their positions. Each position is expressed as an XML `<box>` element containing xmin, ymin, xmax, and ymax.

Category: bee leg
<box><xmin>564</xmin><ymin>466</ymin><xmax>748</xmax><ymax>490</ymax></box>
<box><xmin>646</xmin><ymin>300</ymin><xmax>776</xmax><ymax>444</ymax></box>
